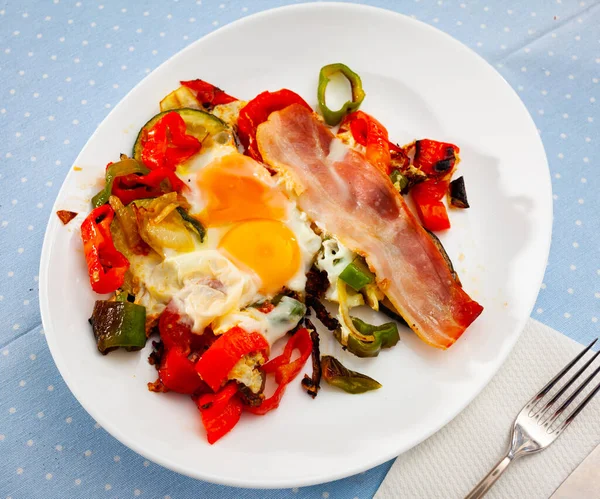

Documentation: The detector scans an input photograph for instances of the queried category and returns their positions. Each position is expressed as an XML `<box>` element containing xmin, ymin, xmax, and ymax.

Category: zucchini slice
<box><xmin>132</xmin><ymin>108</ymin><xmax>229</xmax><ymax>161</ymax></box>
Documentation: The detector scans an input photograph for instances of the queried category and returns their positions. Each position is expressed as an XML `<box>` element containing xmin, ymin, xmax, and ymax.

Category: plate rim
<box><xmin>39</xmin><ymin>1</ymin><xmax>553</xmax><ymax>488</ymax></box>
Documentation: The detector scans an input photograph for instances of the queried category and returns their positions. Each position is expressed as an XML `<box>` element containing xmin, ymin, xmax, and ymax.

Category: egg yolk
<box><xmin>219</xmin><ymin>219</ymin><xmax>300</xmax><ymax>295</ymax></box>
<box><xmin>197</xmin><ymin>153</ymin><xmax>287</xmax><ymax>226</ymax></box>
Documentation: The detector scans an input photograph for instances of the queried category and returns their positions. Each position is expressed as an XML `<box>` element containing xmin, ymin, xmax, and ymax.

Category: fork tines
<box><xmin>527</xmin><ymin>338</ymin><xmax>600</xmax><ymax>433</ymax></box>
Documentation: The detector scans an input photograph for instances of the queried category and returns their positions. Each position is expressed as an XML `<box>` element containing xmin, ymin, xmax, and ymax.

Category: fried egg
<box><xmin>132</xmin><ymin>138</ymin><xmax>321</xmax><ymax>339</ymax></box>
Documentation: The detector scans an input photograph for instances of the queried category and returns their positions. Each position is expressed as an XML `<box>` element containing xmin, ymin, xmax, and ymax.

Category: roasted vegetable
<box><xmin>89</xmin><ymin>300</ymin><xmax>146</xmax><ymax>354</ymax></box>
<box><xmin>449</xmin><ymin>176</ymin><xmax>470</xmax><ymax>209</ymax></box>
<box><xmin>335</xmin><ymin>317</ymin><xmax>400</xmax><ymax>358</ymax></box>
<box><xmin>195</xmin><ymin>383</ymin><xmax>243</xmax><ymax>444</ymax></box>
<box><xmin>180</xmin><ymin>79</ymin><xmax>237</xmax><ymax>109</ymax></box>
<box><xmin>81</xmin><ymin>205</ymin><xmax>130</xmax><ymax>294</ymax></box>
<box><xmin>132</xmin><ymin>108</ymin><xmax>228</xmax><ymax>165</ymax></box>
<box><xmin>317</xmin><ymin>63</ymin><xmax>366</xmax><ymax>126</ymax></box>
<box><xmin>425</xmin><ymin>229</ymin><xmax>461</xmax><ymax>285</ymax></box>
<box><xmin>160</xmin><ymin>86</ymin><xmax>202</xmax><ymax>112</ymax></box>
<box><xmin>237</xmin><ymin>89</ymin><xmax>312</xmax><ymax>162</ymax></box>
<box><xmin>245</xmin><ymin>328</ymin><xmax>312</xmax><ymax>415</ymax></box>
<box><xmin>339</xmin><ymin>257</ymin><xmax>375</xmax><ymax>292</ymax></box>
<box><xmin>176</xmin><ymin>207</ymin><xmax>206</xmax><ymax>243</ymax></box>
<box><xmin>321</xmin><ymin>355</ymin><xmax>382</xmax><ymax>394</ymax></box>
<box><xmin>195</xmin><ymin>327</ymin><xmax>269</xmax><ymax>392</ymax></box>
<box><xmin>301</xmin><ymin>319</ymin><xmax>322</xmax><ymax>398</ymax></box>
<box><xmin>91</xmin><ymin>157</ymin><xmax>149</xmax><ymax>208</ymax></box>
<box><xmin>109</xmin><ymin>196</ymin><xmax>151</xmax><ymax>255</ymax></box>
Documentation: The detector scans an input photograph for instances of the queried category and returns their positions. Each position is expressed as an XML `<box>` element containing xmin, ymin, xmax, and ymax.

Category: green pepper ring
<box><xmin>317</xmin><ymin>63</ymin><xmax>366</xmax><ymax>126</ymax></box>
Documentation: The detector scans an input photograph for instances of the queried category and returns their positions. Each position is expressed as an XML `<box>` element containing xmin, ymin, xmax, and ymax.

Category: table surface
<box><xmin>0</xmin><ymin>0</ymin><xmax>598</xmax><ymax>497</ymax></box>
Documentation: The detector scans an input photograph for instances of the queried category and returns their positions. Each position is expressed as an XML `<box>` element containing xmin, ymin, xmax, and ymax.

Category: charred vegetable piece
<box><xmin>245</xmin><ymin>328</ymin><xmax>312</xmax><ymax>415</ymax></box>
<box><xmin>91</xmin><ymin>158</ymin><xmax>150</xmax><ymax>208</ymax></box>
<box><xmin>449</xmin><ymin>176</ymin><xmax>470</xmax><ymax>209</ymax></box>
<box><xmin>379</xmin><ymin>300</ymin><xmax>409</xmax><ymax>327</ymax></box>
<box><xmin>81</xmin><ymin>205</ymin><xmax>130</xmax><ymax>294</ymax></box>
<box><xmin>195</xmin><ymin>383</ymin><xmax>243</xmax><ymax>444</ymax></box>
<box><xmin>180</xmin><ymin>79</ymin><xmax>237</xmax><ymax>109</ymax></box>
<box><xmin>306</xmin><ymin>295</ymin><xmax>340</xmax><ymax>331</ymax></box>
<box><xmin>317</xmin><ymin>63</ymin><xmax>366</xmax><ymax>126</ymax></box>
<box><xmin>425</xmin><ymin>229</ymin><xmax>461</xmax><ymax>285</ymax></box>
<box><xmin>305</xmin><ymin>267</ymin><xmax>329</xmax><ymax>299</ymax></box>
<box><xmin>339</xmin><ymin>257</ymin><xmax>375</xmax><ymax>292</ymax></box>
<box><xmin>237</xmin><ymin>89</ymin><xmax>312</xmax><ymax>162</ymax></box>
<box><xmin>334</xmin><ymin>317</ymin><xmax>400</xmax><ymax>358</ymax></box>
<box><xmin>414</xmin><ymin>139</ymin><xmax>459</xmax><ymax>178</ymax></box>
<box><xmin>56</xmin><ymin>210</ymin><xmax>77</xmax><ymax>225</ymax></box>
<box><xmin>301</xmin><ymin>319</ymin><xmax>322</xmax><ymax>398</ymax></box>
<box><xmin>132</xmin><ymin>108</ymin><xmax>227</xmax><ymax>166</ymax></box>
<box><xmin>176</xmin><ymin>207</ymin><xmax>206</xmax><ymax>242</ymax></box>
<box><xmin>90</xmin><ymin>300</ymin><xmax>146</xmax><ymax>354</ymax></box>
<box><xmin>195</xmin><ymin>326</ymin><xmax>269</xmax><ymax>392</ymax></box>
<box><xmin>339</xmin><ymin>110</ymin><xmax>391</xmax><ymax>174</ymax></box>
<box><xmin>321</xmin><ymin>355</ymin><xmax>382</xmax><ymax>394</ymax></box>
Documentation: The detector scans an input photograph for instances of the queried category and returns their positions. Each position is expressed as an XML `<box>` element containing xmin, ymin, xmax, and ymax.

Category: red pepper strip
<box><xmin>112</xmin><ymin>167</ymin><xmax>187</xmax><ymax>206</ymax></box>
<box><xmin>180</xmin><ymin>79</ymin><xmax>237</xmax><ymax>108</ymax></box>
<box><xmin>246</xmin><ymin>328</ymin><xmax>312</xmax><ymax>415</ymax></box>
<box><xmin>140</xmin><ymin>112</ymin><xmax>202</xmax><ymax>171</ymax></box>
<box><xmin>195</xmin><ymin>326</ymin><xmax>269</xmax><ymax>392</ymax></box>
<box><xmin>158</xmin><ymin>348</ymin><xmax>207</xmax><ymax>394</ymax></box>
<box><xmin>411</xmin><ymin>179</ymin><xmax>451</xmax><ymax>231</ymax></box>
<box><xmin>159</xmin><ymin>308</ymin><xmax>195</xmax><ymax>355</ymax></box>
<box><xmin>80</xmin><ymin>205</ymin><xmax>130</xmax><ymax>294</ymax></box>
<box><xmin>340</xmin><ymin>111</ymin><xmax>391</xmax><ymax>175</ymax></box>
<box><xmin>196</xmin><ymin>383</ymin><xmax>243</xmax><ymax>444</ymax></box>
<box><xmin>413</xmin><ymin>139</ymin><xmax>459</xmax><ymax>178</ymax></box>
<box><xmin>237</xmin><ymin>89</ymin><xmax>312</xmax><ymax>162</ymax></box>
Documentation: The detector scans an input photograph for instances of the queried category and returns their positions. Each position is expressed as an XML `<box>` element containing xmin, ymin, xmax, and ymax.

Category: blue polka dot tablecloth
<box><xmin>0</xmin><ymin>0</ymin><xmax>598</xmax><ymax>497</ymax></box>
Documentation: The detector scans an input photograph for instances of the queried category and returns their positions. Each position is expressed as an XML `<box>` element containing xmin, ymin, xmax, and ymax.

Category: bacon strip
<box><xmin>256</xmin><ymin>105</ymin><xmax>482</xmax><ymax>349</ymax></box>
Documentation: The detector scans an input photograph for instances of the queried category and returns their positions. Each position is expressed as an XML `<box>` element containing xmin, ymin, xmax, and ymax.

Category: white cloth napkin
<box><xmin>375</xmin><ymin>319</ymin><xmax>600</xmax><ymax>499</ymax></box>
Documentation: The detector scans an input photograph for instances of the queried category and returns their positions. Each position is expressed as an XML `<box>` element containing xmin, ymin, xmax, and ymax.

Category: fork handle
<box><xmin>464</xmin><ymin>454</ymin><xmax>514</xmax><ymax>499</ymax></box>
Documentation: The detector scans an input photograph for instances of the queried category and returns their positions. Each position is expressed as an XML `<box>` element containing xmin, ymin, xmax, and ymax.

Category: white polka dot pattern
<box><xmin>0</xmin><ymin>1</ymin><xmax>598</xmax><ymax>498</ymax></box>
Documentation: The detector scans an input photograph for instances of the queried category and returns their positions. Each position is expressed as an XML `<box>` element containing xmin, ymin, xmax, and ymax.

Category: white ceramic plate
<box><xmin>39</xmin><ymin>3</ymin><xmax>552</xmax><ymax>489</ymax></box>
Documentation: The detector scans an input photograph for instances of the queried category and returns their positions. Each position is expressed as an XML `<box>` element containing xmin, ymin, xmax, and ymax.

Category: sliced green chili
<box><xmin>92</xmin><ymin>158</ymin><xmax>149</xmax><ymax>208</ymax></box>
<box><xmin>317</xmin><ymin>63</ymin><xmax>366</xmax><ymax>126</ymax></box>
<box><xmin>89</xmin><ymin>300</ymin><xmax>147</xmax><ymax>355</ymax></box>
<box><xmin>339</xmin><ymin>257</ymin><xmax>374</xmax><ymax>292</ymax></box>
<box><xmin>321</xmin><ymin>355</ymin><xmax>381</xmax><ymax>394</ymax></box>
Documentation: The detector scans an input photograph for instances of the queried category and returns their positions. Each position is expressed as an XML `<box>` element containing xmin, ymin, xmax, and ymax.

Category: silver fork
<box><xmin>465</xmin><ymin>338</ymin><xmax>600</xmax><ymax>499</ymax></box>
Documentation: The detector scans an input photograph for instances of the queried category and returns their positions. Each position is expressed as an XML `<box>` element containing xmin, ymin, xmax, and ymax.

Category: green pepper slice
<box><xmin>317</xmin><ymin>63</ymin><xmax>366</xmax><ymax>126</ymax></box>
<box><xmin>390</xmin><ymin>170</ymin><xmax>409</xmax><ymax>194</ymax></box>
<box><xmin>89</xmin><ymin>300</ymin><xmax>147</xmax><ymax>355</ymax></box>
<box><xmin>92</xmin><ymin>158</ymin><xmax>150</xmax><ymax>208</ymax></box>
<box><xmin>335</xmin><ymin>317</ymin><xmax>400</xmax><ymax>358</ymax></box>
<box><xmin>321</xmin><ymin>355</ymin><xmax>381</xmax><ymax>394</ymax></box>
<box><xmin>339</xmin><ymin>257</ymin><xmax>375</xmax><ymax>292</ymax></box>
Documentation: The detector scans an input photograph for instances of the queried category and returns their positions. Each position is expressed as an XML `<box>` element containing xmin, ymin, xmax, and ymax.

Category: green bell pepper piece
<box><xmin>335</xmin><ymin>317</ymin><xmax>400</xmax><ymax>358</ymax></box>
<box><xmin>317</xmin><ymin>63</ymin><xmax>366</xmax><ymax>126</ymax></box>
<box><xmin>339</xmin><ymin>257</ymin><xmax>375</xmax><ymax>292</ymax></box>
<box><xmin>91</xmin><ymin>158</ymin><xmax>149</xmax><ymax>208</ymax></box>
<box><xmin>90</xmin><ymin>300</ymin><xmax>147</xmax><ymax>355</ymax></box>
<box><xmin>390</xmin><ymin>170</ymin><xmax>409</xmax><ymax>194</ymax></box>
<box><xmin>176</xmin><ymin>207</ymin><xmax>206</xmax><ymax>243</ymax></box>
<box><xmin>321</xmin><ymin>355</ymin><xmax>381</xmax><ymax>394</ymax></box>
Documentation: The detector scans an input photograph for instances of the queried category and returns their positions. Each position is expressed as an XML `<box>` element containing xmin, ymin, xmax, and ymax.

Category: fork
<box><xmin>465</xmin><ymin>338</ymin><xmax>600</xmax><ymax>499</ymax></box>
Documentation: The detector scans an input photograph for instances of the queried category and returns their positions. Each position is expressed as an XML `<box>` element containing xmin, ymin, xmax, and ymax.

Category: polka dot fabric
<box><xmin>0</xmin><ymin>0</ymin><xmax>598</xmax><ymax>497</ymax></box>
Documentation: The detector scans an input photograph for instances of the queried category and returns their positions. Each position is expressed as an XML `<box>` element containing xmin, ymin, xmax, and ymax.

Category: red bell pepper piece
<box><xmin>196</xmin><ymin>383</ymin><xmax>243</xmax><ymax>444</ymax></box>
<box><xmin>237</xmin><ymin>89</ymin><xmax>312</xmax><ymax>162</ymax></box>
<box><xmin>158</xmin><ymin>308</ymin><xmax>196</xmax><ymax>355</ymax></box>
<box><xmin>246</xmin><ymin>328</ymin><xmax>312</xmax><ymax>415</ymax></box>
<box><xmin>410</xmin><ymin>140</ymin><xmax>459</xmax><ymax>231</ymax></box>
<box><xmin>112</xmin><ymin>167</ymin><xmax>187</xmax><ymax>206</ymax></box>
<box><xmin>158</xmin><ymin>348</ymin><xmax>207</xmax><ymax>395</ymax></box>
<box><xmin>80</xmin><ymin>205</ymin><xmax>130</xmax><ymax>294</ymax></box>
<box><xmin>180</xmin><ymin>79</ymin><xmax>237</xmax><ymax>108</ymax></box>
<box><xmin>413</xmin><ymin>139</ymin><xmax>459</xmax><ymax>178</ymax></box>
<box><xmin>340</xmin><ymin>111</ymin><xmax>392</xmax><ymax>175</ymax></box>
<box><xmin>140</xmin><ymin>112</ymin><xmax>202</xmax><ymax>171</ymax></box>
<box><xmin>411</xmin><ymin>179</ymin><xmax>451</xmax><ymax>231</ymax></box>
<box><xmin>195</xmin><ymin>327</ymin><xmax>269</xmax><ymax>392</ymax></box>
